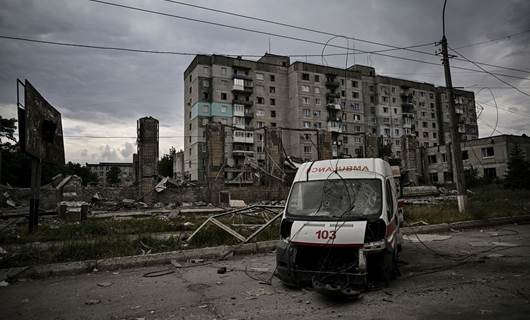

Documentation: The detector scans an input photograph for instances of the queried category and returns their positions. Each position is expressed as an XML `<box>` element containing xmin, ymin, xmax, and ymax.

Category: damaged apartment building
<box><xmin>183</xmin><ymin>53</ymin><xmax>478</xmax><ymax>185</ymax></box>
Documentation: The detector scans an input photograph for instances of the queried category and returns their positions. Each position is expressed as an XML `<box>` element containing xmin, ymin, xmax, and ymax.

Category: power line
<box><xmin>476</xmin><ymin>87</ymin><xmax>499</xmax><ymax>136</ymax></box>
<box><xmin>156</xmin><ymin>0</ymin><xmax>530</xmax><ymax>75</ymax></box>
<box><xmin>449</xmin><ymin>46</ymin><xmax>530</xmax><ymax>98</ymax></box>
<box><xmin>87</xmin><ymin>0</ymin><xmax>530</xmax><ymax>81</ymax></box>
<box><xmin>2</xmin><ymin>32</ymin><xmax>529</xmax><ymax>81</ymax></box>
<box><xmin>0</xmin><ymin>35</ymin><xmax>206</xmax><ymax>56</ymax></box>
<box><xmin>478</xmin><ymin>101</ymin><xmax>530</xmax><ymax>119</ymax></box>
<box><xmin>157</xmin><ymin>0</ymin><xmax>434</xmax><ymax>54</ymax></box>
<box><xmin>0</xmin><ymin>34</ymin><xmax>429</xmax><ymax>60</ymax></box>
<box><xmin>454</xmin><ymin>29</ymin><xmax>530</xmax><ymax>50</ymax></box>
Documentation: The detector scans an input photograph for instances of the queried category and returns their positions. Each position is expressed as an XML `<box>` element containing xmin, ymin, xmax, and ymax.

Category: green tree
<box><xmin>158</xmin><ymin>148</ymin><xmax>175</xmax><ymax>177</ymax></box>
<box><xmin>504</xmin><ymin>144</ymin><xmax>530</xmax><ymax>189</ymax></box>
<box><xmin>106</xmin><ymin>166</ymin><xmax>121</xmax><ymax>185</ymax></box>
<box><xmin>0</xmin><ymin>116</ymin><xmax>17</xmax><ymax>144</ymax></box>
<box><xmin>63</xmin><ymin>162</ymin><xmax>99</xmax><ymax>186</ymax></box>
<box><xmin>0</xmin><ymin>116</ymin><xmax>18</xmax><ymax>185</ymax></box>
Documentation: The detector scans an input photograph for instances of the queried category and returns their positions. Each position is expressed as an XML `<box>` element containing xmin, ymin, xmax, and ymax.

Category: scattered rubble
<box><xmin>97</xmin><ymin>282</ymin><xmax>113</xmax><ymax>288</ymax></box>
<box><xmin>229</xmin><ymin>199</ymin><xmax>247</xmax><ymax>208</ymax></box>
<box><xmin>1</xmin><ymin>191</ymin><xmax>17</xmax><ymax>208</ymax></box>
<box><xmin>84</xmin><ymin>299</ymin><xmax>101</xmax><ymax>305</ymax></box>
<box><xmin>403</xmin><ymin>234</ymin><xmax>452</xmax><ymax>242</ymax></box>
<box><xmin>170</xmin><ymin>260</ymin><xmax>182</xmax><ymax>268</ymax></box>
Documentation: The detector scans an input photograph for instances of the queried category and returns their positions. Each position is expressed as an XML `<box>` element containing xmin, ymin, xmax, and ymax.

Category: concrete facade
<box><xmin>183</xmin><ymin>54</ymin><xmax>479</xmax><ymax>183</ymax></box>
<box><xmin>425</xmin><ymin>134</ymin><xmax>530</xmax><ymax>184</ymax></box>
<box><xmin>86</xmin><ymin>162</ymin><xmax>134</xmax><ymax>187</ymax></box>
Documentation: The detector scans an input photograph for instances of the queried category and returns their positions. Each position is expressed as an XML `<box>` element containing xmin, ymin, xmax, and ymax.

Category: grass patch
<box><xmin>404</xmin><ymin>184</ymin><xmax>530</xmax><ymax>225</ymax></box>
<box><xmin>0</xmin><ymin>214</ymin><xmax>282</xmax><ymax>268</ymax></box>
<box><xmin>0</xmin><ymin>236</ymin><xmax>184</xmax><ymax>268</ymax></box>
<box><xmin>0</xmin><ymin>216</ymin><xmax>203</xmax><ymax>244</ymax></box>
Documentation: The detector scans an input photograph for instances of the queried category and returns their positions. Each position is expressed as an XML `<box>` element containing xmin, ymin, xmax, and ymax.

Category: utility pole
<box><xmin>439</xmin><ymin>0</ymin><xmax>467</xmax><ymax>213</ymax></box>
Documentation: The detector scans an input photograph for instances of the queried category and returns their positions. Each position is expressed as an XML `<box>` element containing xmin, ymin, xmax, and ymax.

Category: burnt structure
<box><xmin>136</xmin><ymin>116</ymin><xmax>159</xmax><ymax>204</ymax></box>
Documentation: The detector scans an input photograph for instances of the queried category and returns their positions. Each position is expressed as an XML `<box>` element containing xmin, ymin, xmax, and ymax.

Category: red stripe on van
<box><xmin>291</xmin><ymin>241</ymin><xmax>363</xmax><ymax>248</ymax></box>
<box><xmin>386</xmin><ymin>217</ymin><xmax>397</xmax><ymax>237</ymax></box>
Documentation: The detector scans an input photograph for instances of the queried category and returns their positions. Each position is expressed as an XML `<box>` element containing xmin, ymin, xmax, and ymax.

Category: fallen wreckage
<box><xmin>275</xmin><ymin>158</ymin><xmax>404</xmax><ymax>296</ymax></box>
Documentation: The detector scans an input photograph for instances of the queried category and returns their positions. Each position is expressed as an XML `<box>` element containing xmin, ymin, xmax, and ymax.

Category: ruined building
<box><xmin>135</xmin><ymin>116</ymin><xmax>159</xmax><ymax>204</ymax></box>
<box><xmin>183</xmin><ymin>54</ymin><xmax>478</xmax><ymax>183</ymax></box>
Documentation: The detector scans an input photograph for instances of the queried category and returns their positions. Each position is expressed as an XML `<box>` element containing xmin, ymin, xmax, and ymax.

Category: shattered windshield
<box><xmin>286</xmin><ymin>179</ymin><xmax>382</xmax><ymax>219</ymax></box>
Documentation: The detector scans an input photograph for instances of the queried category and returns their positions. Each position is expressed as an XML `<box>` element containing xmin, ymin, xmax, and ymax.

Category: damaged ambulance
<box><xmin>275</xmin><ymin>158</ymin><xmax>403</xmax><ymax>295</ymax></box>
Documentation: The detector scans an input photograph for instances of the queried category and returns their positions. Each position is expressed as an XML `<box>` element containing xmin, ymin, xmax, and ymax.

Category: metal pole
<box><xmin>441</xmin><ymin>35</ymin><xmax>467</xmax><ymax>213</ymax></box>
<box><xmin>29</xmin><ymin>157</ymin><xmax>42</xmax><ymax>233</ymax></box>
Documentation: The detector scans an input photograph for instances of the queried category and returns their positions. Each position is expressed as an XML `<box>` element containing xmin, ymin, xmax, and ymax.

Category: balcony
<box><xmin>327</xmin><ymin>121</ymin><xmax>342</xmax><ymax>133</ymax></box>
<box><xmin>232</xmin><ymin>79</ymin><xmax>253</xmax><ymax>93</ymax></box>
<box><xmin>326</xmin><ymin>103</ymin><xmax>342</xmax><ymax>110</ymax></box>
<box><xmin>402</xmin><ymin>102</ymin><xmax>414</xmax><ymax>114</ymax></box>
<box><xmin>232</xmin><ymin>149</ymin><xmax>255</xmax><ymax>157</ymax></box>
<box><xmin>233</xmin><ymin>130</ymin><xmax>254</xmax><ymax>144</ymax></box>
<box><xmin>244</xmin><ymin>109</ymin><xmax>254</xmax><ymax>118</ymax></box>
<box><xmin>233</xmin><ymin>106</ymin><xmax>244</xmax><ymax>117</ymax></box>
<box><xmin>403</xmin><ymin>120</ymin><xmax>413</xmax><ymax>129</ymax></box>
<box><xmin>326</xmin><ymin>92</ymin><xmax>341</xmax><ymax>99</ymax></box>
<box><xmin>327</xmin><ymin>116</ymin><xmax>342</xmax><ymax>122</ymax></box>
<box><xmin>232</xmin><ymin>73</ymin><xmax>252</xmax><ymax>81</ymax></box>
<box><xmin>325</xmin><ymin>78</ymin><xmax>340</xmax><ymax>88</ymax></box>
<box><xmin>232</xmin><ymin>118</ymin><xmax>245</xmax><ymax>129</ymax></box>
<box><xmin>232</xmin><ymin>98</ymin><xmax>253</xmax><ymax>106</ymax></box>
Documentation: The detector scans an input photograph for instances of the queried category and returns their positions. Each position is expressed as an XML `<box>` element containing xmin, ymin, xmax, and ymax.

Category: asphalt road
<box><xmin>1</xmin><ymin>224</ymin><xmax>530</xmax><ymax>320</ymax></box>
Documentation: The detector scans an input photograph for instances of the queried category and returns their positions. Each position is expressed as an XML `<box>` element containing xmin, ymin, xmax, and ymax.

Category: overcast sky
<box><xmin>1</xmin><ymin>0</ymin><xmax>529</xmax><ymax>163</ymax></box>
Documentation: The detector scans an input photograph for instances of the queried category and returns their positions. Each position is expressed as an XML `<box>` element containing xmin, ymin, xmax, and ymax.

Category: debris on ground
<box><xmin>229</xmin><ymin>199</ymin><xmax>247</xmax><ymax>208</ymax></box>
<box><xmin>408</xmin><ymin>221</ymin><xmax>429</xmax><ymax>226</ymax></box>
<box><xmin>217</xmin><ymin>267</ymin><xmax>227</xmax><ymax>274</ymax></box>
<box><xmin>97</xmin><ymin>282</ymin><xmax>113</xmax><ymax>288</ymax></box>
<box><xmin>485</xmin><ymin>253</ymin><xmax>505</xmax><ymax>259</ymax></box>
<box><xmin>403</xmin><ymin>234</ymin><xmax>452</xmax><ymax>242</ymax></box>
<box><xmin>170</xmin><ymin>260</ymin><xmax>182</xmax><ymax>268</ymax></box>
<box><xmin>469</xmin><ymin>241</ymin><xmax>519</xmax><ymax>247</ymax></box>
<box><xmin>190</xmin><ymin>259</ymin><xmax>204</xmax><ymax>264</ymax></box>
<box><xmin>122</xmin><ymin>199</ymin><xmax>136</xmax><ymax>208</ymax></box>
<box><xmin>183</xmin><ymin>222</ymin><xmax>194</xmax><ymax>228</ymax></box>
<box><xmin>1</xmin><ymin>191</ymin><xmax>17</xmax><ymax>208</ymax></box>
<box><xmin>0</xmin><ymin>280</ymin><xmax>9</xmax><ymax>287</ymax></box>
<box><xmin>491</xmin><ymin>241</ymin><xmax>519</xmax><ymax>247</ymax></box>
<box><xmin>85</xmin><ymin>299</ymin><xmax>101</xmax><ymax>305</ymax></box>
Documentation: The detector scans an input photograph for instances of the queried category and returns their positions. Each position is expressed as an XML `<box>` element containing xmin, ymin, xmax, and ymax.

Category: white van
<box><xmin>275</xmin><ymin>158</ymin><xmax>403</xmax><ymax>295</ymax></box>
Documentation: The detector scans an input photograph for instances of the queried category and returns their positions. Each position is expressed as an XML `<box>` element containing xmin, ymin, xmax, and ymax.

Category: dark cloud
<box><xmin>1</xmin><ymin>0</ymin><xmax>529</xmax><ymax>162</ymax></box>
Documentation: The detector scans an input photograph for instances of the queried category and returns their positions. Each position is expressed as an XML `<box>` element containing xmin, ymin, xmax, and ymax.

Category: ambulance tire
<box><xmin>368</xmin><ymin>249</ymin><xmax>395</xmax><ymax>285</ymax></box>
<box><xmin>381</xmin><ymin>249</ymin><xmax>395</xmax><ymax>285</ymax></box>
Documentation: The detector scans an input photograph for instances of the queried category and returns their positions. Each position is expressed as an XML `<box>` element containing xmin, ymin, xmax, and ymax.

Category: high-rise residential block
<box><xmin>183</xmin><ymin>54</ymin><xmax>478</xmax><ymax>183</ymax></box>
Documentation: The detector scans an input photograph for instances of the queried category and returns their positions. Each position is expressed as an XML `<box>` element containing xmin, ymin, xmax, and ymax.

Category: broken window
<box><xmin>481</xmin><ymin>147</ymin><xmax>494</xmax><ymax>158</ymax></box>
<box><xmin>286</xmin><ymin>179</ymin><xmax>382</xmax><ymax>219</ymax></box>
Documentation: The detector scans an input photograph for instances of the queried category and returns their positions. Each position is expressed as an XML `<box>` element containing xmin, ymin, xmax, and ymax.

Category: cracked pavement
<box><xmin>1</xmin><ymin>224</ymin><xmax>530</xmax><ymax>319</ymax></box>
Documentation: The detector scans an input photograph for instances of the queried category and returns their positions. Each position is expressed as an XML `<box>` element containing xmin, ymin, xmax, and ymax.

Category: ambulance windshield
<box><xmin>286</xmin><ymin>179</ymin><xmax>382</xmax><ymax>219</ymax></box>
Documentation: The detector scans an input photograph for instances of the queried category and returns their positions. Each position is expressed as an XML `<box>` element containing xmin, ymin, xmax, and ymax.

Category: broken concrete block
<box><xmin>229</xmin><ymin>199</ymin><xmax>247</xmax><ymax>208</ymax></box>
<box><xmin>96</xmin><ymin>282</ymin><xmax>113</xmax><ymax>288</ymax></box>
<box><xmin>122</xmin><ymin>199</ymin><xmax>135</xmax><ymax>208</ymax></box>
